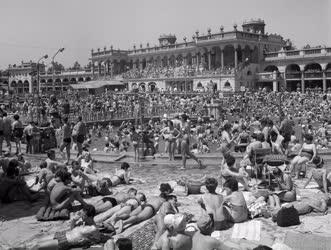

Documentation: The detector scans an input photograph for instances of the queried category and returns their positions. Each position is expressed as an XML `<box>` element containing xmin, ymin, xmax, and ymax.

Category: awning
<box><xmin>70</xmin><ymin>80</ymin><xmax>124</xmax><ymax>89</ymax></box>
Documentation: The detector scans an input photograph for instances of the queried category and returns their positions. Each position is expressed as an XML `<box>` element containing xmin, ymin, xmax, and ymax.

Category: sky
<box><xmin>0</xmin><ymin>0</ymin><xmax>330</xmax><ymax>69</ymax></box>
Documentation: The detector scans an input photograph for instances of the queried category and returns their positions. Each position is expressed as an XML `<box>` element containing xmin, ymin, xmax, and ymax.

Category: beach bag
<box><xmin>186</xmin><ymin>182</ymin><xmax>202</xmax><ymax>195</ymax></box>
<box><xmin>276</xmin><ymin>205</ymin><xmax>300</xmax><ymax>227</ymax></box>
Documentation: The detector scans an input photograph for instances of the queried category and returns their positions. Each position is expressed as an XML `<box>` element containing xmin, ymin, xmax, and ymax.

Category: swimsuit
<box><xmin>141</xmin><ymin>203</ymin><xmax>156</xmax><ymax>216</ymax></box>
<box><xmin>301</xmin><ymin>147</ymin><xmax>314</xmax><ymax>159</ymax></box>
<box><xmin>101</xmin><ymin>197</ymin><xmax>117</xmax><ymax>207</ymax></box>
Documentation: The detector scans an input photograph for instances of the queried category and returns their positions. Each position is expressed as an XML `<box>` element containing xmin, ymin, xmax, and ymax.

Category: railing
<box><xmin>18</xmin><ymin>104</ymin><xmax>205</xmax><ymax>125</ymax></box>
<box><xmin>265</xmin><ymin>47</ymin><xmax>331</xmax><ymax>60</ymax></box>
<box><xmin>304</xmin><ymin>72</ymin><xmax>323</xmax><ymax>78</ymax></box>
<box><xmin>285</xmin><ymin>51</ymin><xmax>300</xmax><ymax>56</ymax></box>
<box><xmin>257</xmin><ymin>72</ymin><xmax>275</xmax><ymax>81</ymax></box>
<box><xmin>286</xmin><ymin>72</ymin><xmax>301</xmax><ymax>79</ymax></box>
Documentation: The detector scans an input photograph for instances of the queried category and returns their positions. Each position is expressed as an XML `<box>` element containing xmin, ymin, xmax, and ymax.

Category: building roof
<box><xmin>70</xmin><ymin>80</ymin><xmax>124</xmax><ymax>89</ymax></box>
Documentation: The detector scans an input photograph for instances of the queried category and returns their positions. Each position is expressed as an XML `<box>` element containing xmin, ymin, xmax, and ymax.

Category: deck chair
<box><xmin>252</xmin><ymin>148</ymin><xmax>271</xmax><ymax>182</ymax></box>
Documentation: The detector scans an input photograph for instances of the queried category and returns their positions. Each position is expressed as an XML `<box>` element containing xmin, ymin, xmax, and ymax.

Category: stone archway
<box><xmin>264</xmin><ymin>65</ymin><xmax>278</xmax><ymax>72</ymax></box>
<box><xmin>139</xmin><ymin>82</ymin><xmax>146</xmax><ymax>92</ymax></box>
<box><xmin>223</xmin><ymin>45</ymin><xmax>235</xmax><ymax>68</ymax></box>
<box><xmin>148</xmin><ymin>82</ymin><xmax>156</xmax><ymax>92</ymax></box>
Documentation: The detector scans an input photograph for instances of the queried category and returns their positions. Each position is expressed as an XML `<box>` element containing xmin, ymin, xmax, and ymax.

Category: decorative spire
<box><xmin>220</xmin><ymin>26</ymin><xmax>224</xmax><ymax>32</ymax></box>
<box><xmin>207</xmin><ymin>28</ymin><xmax>211</xmax><ymax>34</ymax></box>
<box><xmin>195</xmin><ymin>30</ymin><xmax>199</xmax><ymax>37</ymax></box>
<box><xmin>140</xmin><ymin>44</ymin><xmax>143</xmax><ymax>49</ymax></box>
<box><xmin>104</xmin><ymin>46</ymin><xmax>106</xmax><ymax>51</ymax></box>
<box><xmin>233</xmin><ymin>23</ymin><xmax>237</xmax><ymax>31</ymax></box>
<box><xmin>147</xmin><ymin>42</ymin><xmax>149</xmax><ymax>48</ymax></box>
<box><xmin>110</xmin><ymin>45</ymin><xmax>113</xmax><ymax>51</ymax></box>
<box><xmin>183</xmin><ymin>37</ymin><xmax>187</xmax><ymax>43</ymax></box>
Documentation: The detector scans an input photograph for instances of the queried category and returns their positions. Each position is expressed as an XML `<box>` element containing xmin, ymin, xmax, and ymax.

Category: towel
<box><xmin>231</xmin><ymin>220</ymin><xmax>261</xmax><ymax>242</ymax></box>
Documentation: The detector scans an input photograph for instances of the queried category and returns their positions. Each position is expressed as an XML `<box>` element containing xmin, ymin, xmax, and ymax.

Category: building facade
<box><xmin>90</xmin><ymin>19</ymin><xmax>286</xmax><ymax>92</ymax></box>
<box><xmin>7</xmin><ymin>61</ymin><xmax>93</xmax><ymax>94</ymax></box>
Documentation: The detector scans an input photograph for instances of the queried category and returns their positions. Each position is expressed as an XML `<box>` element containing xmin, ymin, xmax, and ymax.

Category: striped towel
<box><xmin>231</xmin><ymin>220</ymin><xmax>261</xmax><ymax>242</ymax></box>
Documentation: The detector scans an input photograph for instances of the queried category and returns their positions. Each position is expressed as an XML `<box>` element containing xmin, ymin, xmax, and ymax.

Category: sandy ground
<box><xmin>1</xmin><ymin>150</ymin><xmax>331</xmax><ymax>249</ymax></box>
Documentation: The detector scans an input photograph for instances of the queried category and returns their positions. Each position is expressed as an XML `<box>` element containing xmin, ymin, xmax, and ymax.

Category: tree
<box><xmin>72</xmin><ymin>61</ymin><xmax>81</xmax><ymax>70</ymax></box>
<box><xmin>48</xmin><ymin>61</ymin><xmax>65</xmax><ymax>73</ymax></box>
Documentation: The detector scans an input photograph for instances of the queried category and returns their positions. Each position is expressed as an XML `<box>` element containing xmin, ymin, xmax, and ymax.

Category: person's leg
<box><xmin>296</xmin><ymin>157</ymin><xmax>309</xmax><ymax>178</ymax></box>
<box><xmin>0</xmin><ymin>135</ymin><xmax>3</xmax><ymax>156</ymax></box>
<box><xmin>77</xmin><ymin>142</ymin><xmax>82</xmax><ymax>156</ymax></box>
<box><xmin>106</xmin><ymin>205</ymin><xmax>132</xmax><ymax>225</ymax></box>
<box><xmin>5</xmin><ymin>136</ymin><xmax>11</xmax><ymax>153</ymax></box>
<box><xmin>122</xmin><ymin>207</ymin><xmax>153</xmax><ymax>228</ymax></box>
<box><xmin>289</xmin><ymin>156</ymin><xmax>300</xmax><ymax>176</ymax></box>
<box><xmin>65</xmin><ymin>143</ymin><xmax>71</xmax><ymax>164</ymax></box>
<box><xmin>129</xmin><ymin>205</ymin><xmax>143</xmax><ymax>216</ymax></box>
<box><xmin>34</xmin><ymin>235</ymin><xmax>59</xmax><ymax>250</ymax></box>
<box><xmin>186</xmin><ymin>151</ymin><xmax>202</xmax><ymax>168</ymax></box>
<box><xmin>94</xmin><ymin>205</ymin><xmax>122</xmax><ymax>224</ymax></box>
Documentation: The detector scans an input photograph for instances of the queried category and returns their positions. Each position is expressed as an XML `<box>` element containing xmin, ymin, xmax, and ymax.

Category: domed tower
<box><xmin>242</xmin><ymin>19</ymin><xmax>265</xmax><ymax>34</ymax></box>
<box><xmin>158</xmin><ymin>34</ymin><xmax>177</xmax><ymax>46</ymax></box>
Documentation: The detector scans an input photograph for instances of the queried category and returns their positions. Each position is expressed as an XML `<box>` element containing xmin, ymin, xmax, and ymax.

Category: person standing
<box><xmin>12</xmin><ymin>114</ymin><xmax>24</xmax><ymax>155</ymax></box>
<box><xmin>2</xmin><ymin>113</ymin><xmax>12</xmax><ymax>154</ymax></box>
<box><xmin>73</xmin><ymin>116</ymin><xmax>86</xmax><ymax>156</ymax></box>
<box><xmin>59</xmin><ymin>117</ymin><xmax>72</xmax><ymax>164</ymax></box>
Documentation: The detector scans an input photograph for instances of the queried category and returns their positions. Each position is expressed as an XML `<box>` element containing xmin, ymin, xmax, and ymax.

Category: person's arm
<box><xmin>308</xmin><ymin>145</ymin><xmax>317</xmax><ymax>163</ymax></box>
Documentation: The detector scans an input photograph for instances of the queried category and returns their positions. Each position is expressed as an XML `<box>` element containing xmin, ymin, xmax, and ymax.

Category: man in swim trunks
<box><xmin>181</xmin><ymin>134</ymin><xmax>203</xmax><ymax>170</ymax></box>
<box><xmin>50</xmin><ymin>168</ymin><xmax>90</xmax><ymax>211</ymax></box>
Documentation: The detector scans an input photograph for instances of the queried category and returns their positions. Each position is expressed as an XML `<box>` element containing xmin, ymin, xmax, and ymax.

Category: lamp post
<box><xmin>37</xmin><ymin>54</ymin><xmax>48</xmax><ymax>96</ymax></box>
<box><xmin>36</xmin><ymin>54</ymin><xmax>48</xmax><ymax>125</ymax></box>
<box><xmin>51</xmin><ymin>48</ymin><xmax>65</xmax><ymax>92</ymax></box>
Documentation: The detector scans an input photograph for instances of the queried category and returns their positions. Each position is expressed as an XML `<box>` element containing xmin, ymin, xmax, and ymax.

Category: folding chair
<box><xmin>252</xmin><ymin>148</ymin><xmax>271</xmax><ymax>183</ymax></box>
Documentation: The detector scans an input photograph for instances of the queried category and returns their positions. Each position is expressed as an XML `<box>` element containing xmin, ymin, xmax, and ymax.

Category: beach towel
<box><xmin>36</xmin><ymin>206</ymin><xmax>70</xmax><ymax>221</ymax></box>
<box><xmin>126</xmin><ymin>219</ymin><xmax>156</xmax><ymax>250</ymax></box>
<box><xmin>231</xmin><ymin>220</ymin><xmax>261</xmax><ymax>242</ymax></box>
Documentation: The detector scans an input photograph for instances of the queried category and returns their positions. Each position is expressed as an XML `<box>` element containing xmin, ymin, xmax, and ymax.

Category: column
<box><xmin>323</xmin><ymin>71</ymin><xmax>326</xmax><ymax>93</ymax></box>
<box><xmin>196</xmin><ymin>53</ymin><xmax>200</xmax><ymax>71</ymax></box>
<box><xmin>272</xmin><ymin>81</ymin><xmax>278</xmax><ymax>92</ymax></box>
<box><xmin>167</xmin><ymin>57</ymin><xmax>170</xmax><ymax>67</ymax></box>
<box><xmin>29</xmin><ymin>81</ymin><xmax>33</xmax><ymax>94</ymax></box>
<box><xmin>220</xmin><ymin>49</ymin><xmax>224</xmax><ymax>69</ymax></box>
<box><xmin>98</xmin><ymin>62</ymin><xmax>101</xmax><ymax>76</ymax></box>
<box><xmin>208</xmin><ymin>51</ymin><xmax>212</xmax><ymax>70</ymax></box>
<box><xmin>301</xmin><ymin>71</ymin><xmax>305</xmax><ymax>93</ymax></box>
<box><xmin>234</xmin><ymin>47</ymin><xmax>238</xmax><ymax>68</ymax></box>
<box><xmin>139</xmin><ymin>60</ymin><xmax>143</xmax><ymax>70</ymax></box>
<box><xmin>183</xmin><ymin>56</ymin><xmax>187</xmax><ymax>66</ymax></box>
<box><xmin>92</xmin><ymin>62</ymin><xmax>95</xmax><ymax>76</ymax></box>
<box><xmin>110</xmin><ymin>62</ymin><xmax>114</xmax><ymax>78</ymax></box>
<box><xmin>107</xmin><ymin>61</ymin><xmax>110</xmax><ymax>74</ymax></box>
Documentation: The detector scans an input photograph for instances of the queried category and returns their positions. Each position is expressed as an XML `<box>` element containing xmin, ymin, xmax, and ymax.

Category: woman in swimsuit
<box><xmin>104</xmin><ymin>192</ymin><xmax>146</xmax><ymax>226</ymax></box>
<box><xmin>94</xmin><ymin>188</ymin><xmax>137</xmax><ymax>216</ymax></box>
<box><xmin>116</xmin><ymin>183</ymin><xmax>173</xmax><ymax>233</ymax></box>
<box><xmin>221</xmin><ymin>178</ymin><xmax>248</xmax><ymax>225</ymax></box>
<box><xmin>289</xmin><ymin>133</ymin><xmax>316</xmax><ymax>178</ymax></box>
<box><xmin>161</xmin><ymin>121</ymin><xmax>181</xmax><ymax>161</ymax></box>
<box><xmin>269</xmin><ymin>166</ymin><xmax>296</xmax><ymax>203</ymax></box>
<box><xmin>304</xmin><ymin>157</ymin><xmax>331</xmax><ymax>195</ymax></box>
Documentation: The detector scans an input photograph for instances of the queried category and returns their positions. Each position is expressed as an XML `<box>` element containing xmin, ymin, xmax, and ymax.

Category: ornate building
<box><xmin>7</xmin><ymin>61</ymin><xmax>93</xmax><ymax>94</ymax></box>
<box><xmin>90</xmin><ymin>19</ymin><xmax>286</xmax><ymax>92</ymax></box>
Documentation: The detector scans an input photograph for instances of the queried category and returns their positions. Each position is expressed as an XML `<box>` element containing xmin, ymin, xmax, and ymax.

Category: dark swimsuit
<box><xmin>142</xmin><ymin>203</ymin><xmax>156</xmax><ymax>216</ymax></box>
<box><xmin>301</xmin><ymin>148</ymin><xmax>314</xmax><ymax>159</ymax></box>
<box><xmin>101</xmin><ymin>197</ymin><xmax>117</xmax><ymax>207</ymax></box>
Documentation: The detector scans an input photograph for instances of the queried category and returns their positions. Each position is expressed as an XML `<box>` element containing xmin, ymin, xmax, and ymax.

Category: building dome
<box><xmin>242</xmin><ymin>18</ymin><xmax>265</xmax><ymax>34</ymax></box>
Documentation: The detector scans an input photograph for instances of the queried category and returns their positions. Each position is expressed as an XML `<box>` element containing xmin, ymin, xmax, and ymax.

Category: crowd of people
<box><xmin>121</xmin><ymin>62</ymin><xmax>236</xmax><ymax>80</ymax></box>
<box><xmin>1</xmin><ymin>87</ymin><xmax>331</xmax><ymax>249</ymax></box>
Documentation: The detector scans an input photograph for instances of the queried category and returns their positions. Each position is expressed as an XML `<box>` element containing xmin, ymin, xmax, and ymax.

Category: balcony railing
<box><xmin>265</xmin><ymin>47</ymin><xmax>331</xmax><ymax>61</ymax></box>
<box><xmin>286</xmin><ymin>72</ymin><xmax>301</xmax><ymax>79</ymax></box>
<box><xmin>304</xmin><ymin>72</ymin><xmax>323</xmax><ymax>78</ymax></box>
